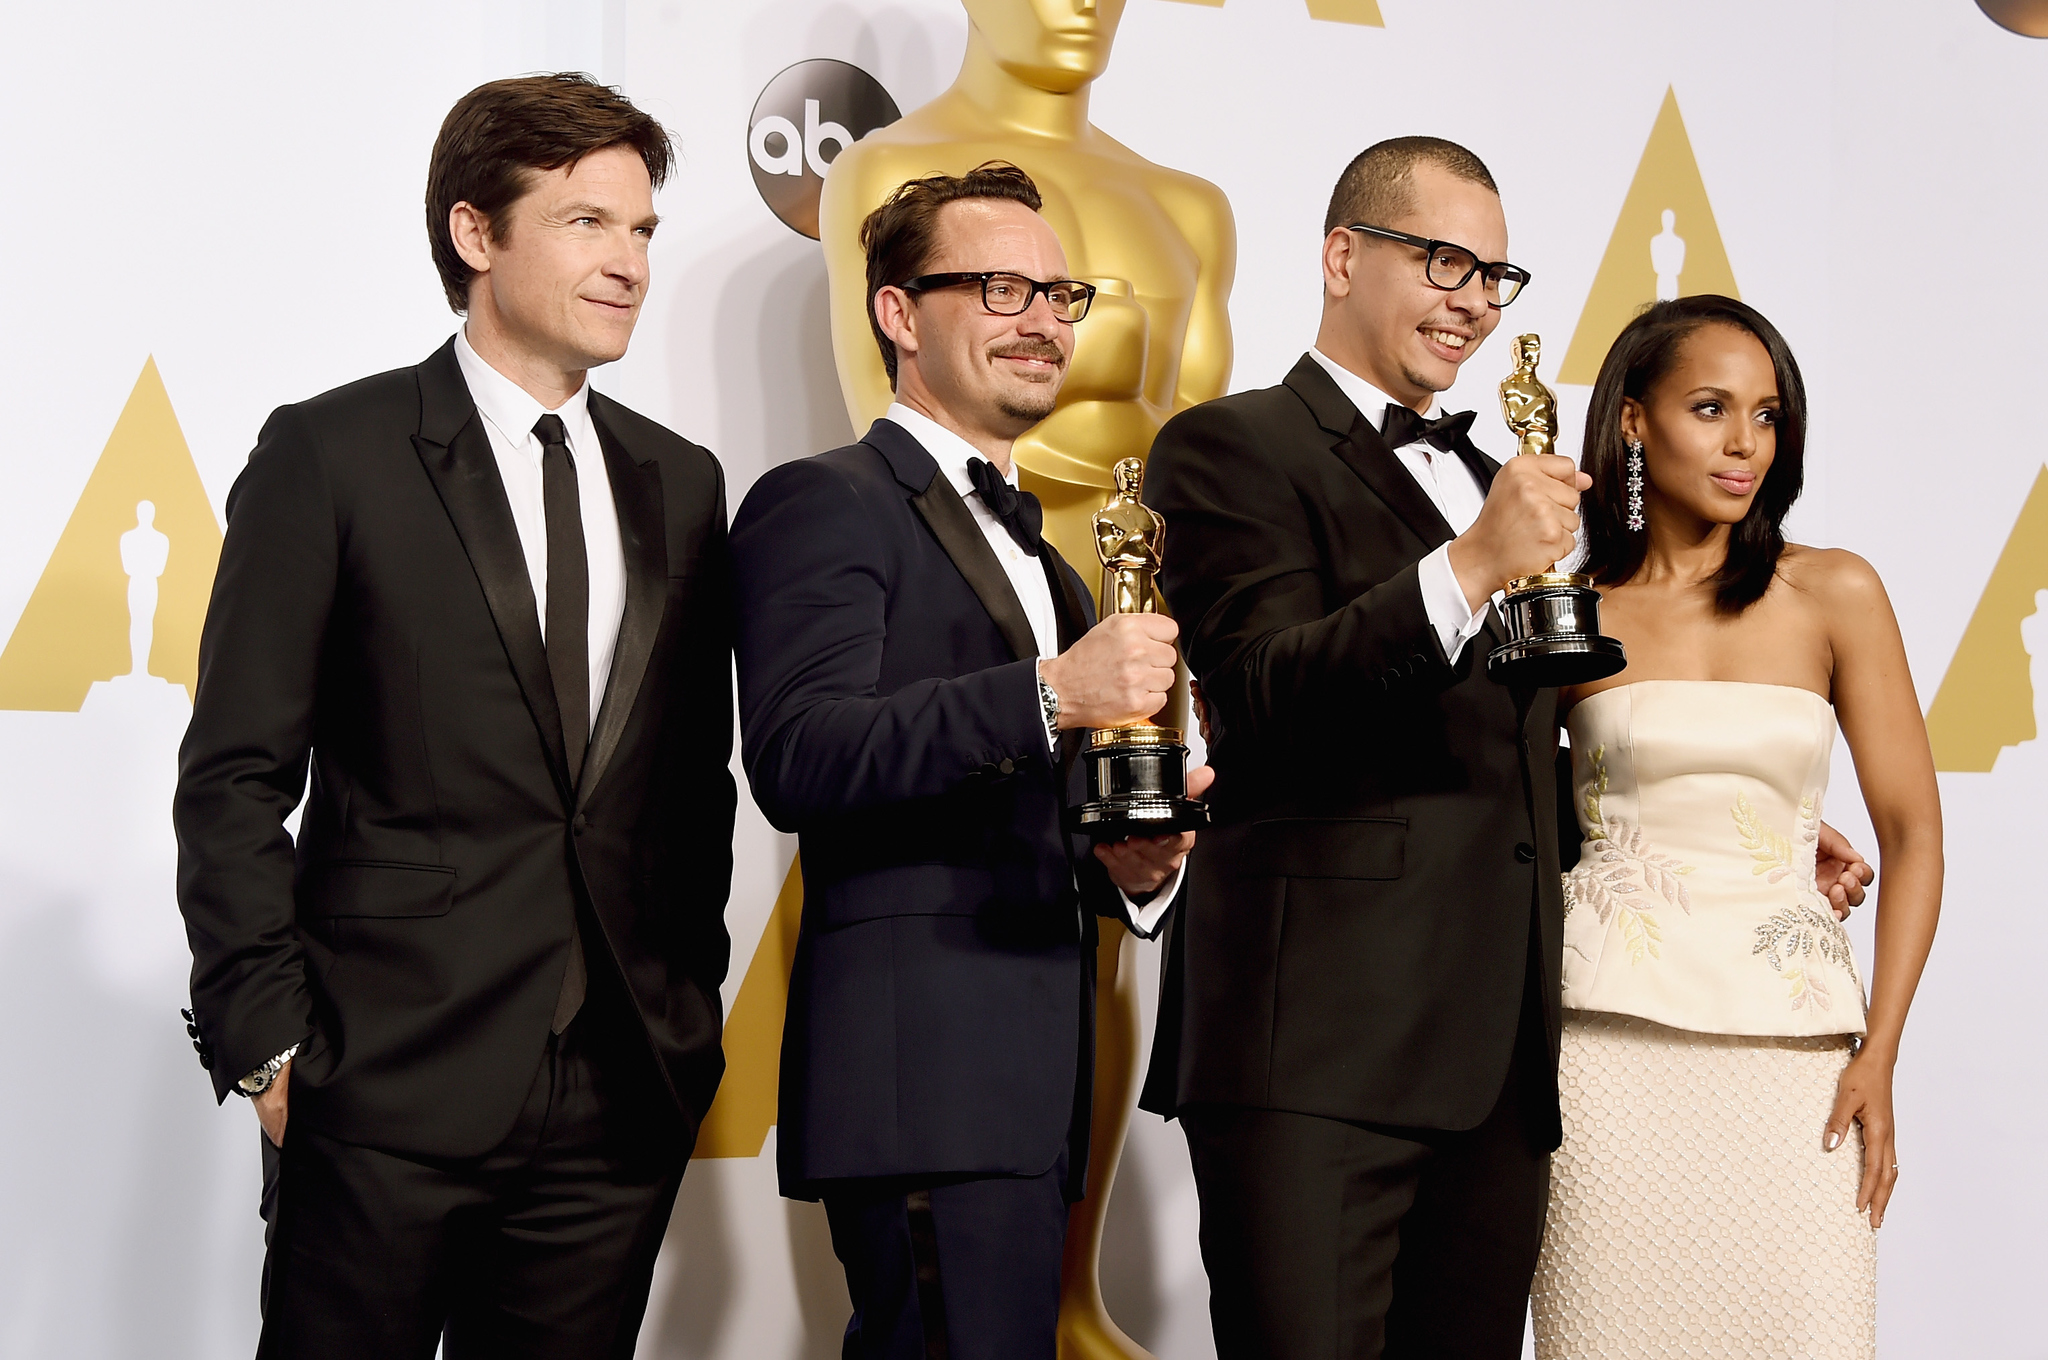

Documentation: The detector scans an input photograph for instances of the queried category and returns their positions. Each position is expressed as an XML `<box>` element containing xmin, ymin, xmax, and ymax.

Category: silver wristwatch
<box><xmin>235</xmin><ymin>1044</ymin><xmax>300</xmax><ymax>1098</ymax></box>
<box><xmin>1037</xmin><ymin>664</ymin><xmax>1062</xmax><ymax>734</ymax></box>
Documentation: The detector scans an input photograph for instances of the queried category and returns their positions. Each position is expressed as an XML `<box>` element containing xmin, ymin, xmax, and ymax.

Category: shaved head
<box><xmin>1323</xmin><ymin>136</ymin><xmax>1498</xmax><ymax>236</ymax></box>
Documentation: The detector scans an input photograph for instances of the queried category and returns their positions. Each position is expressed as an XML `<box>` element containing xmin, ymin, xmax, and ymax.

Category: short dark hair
<box><xmin>426</xmin><ymin>73</ymin><xmax>675</xmax><ymax>314</ymax></box>
<box><xmin>1579</xmin><ymin>295</ymin><xmax>1809</xmax><ymax>614</ymax></box>
<box><xmin>1322</xmin><ymin>136</ymin><xmax>1498</xmax><ymax>236</ymax></box>
<box><xmin>860</xmin><ymin>162</ymin><xmax>1044</xmax><ymax>388</ymax></box>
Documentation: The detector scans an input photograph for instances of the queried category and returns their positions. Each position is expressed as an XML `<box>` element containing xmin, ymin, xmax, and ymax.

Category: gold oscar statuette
<box><xmin>1069</xmin><ymin>458</ymin><xmax>1208</xmax><ymax>838</ymax></box>
<box><xmin>1488</xmin><ymin>334</ymin><xmax>1628</xmax><ymax>686</ymax></box>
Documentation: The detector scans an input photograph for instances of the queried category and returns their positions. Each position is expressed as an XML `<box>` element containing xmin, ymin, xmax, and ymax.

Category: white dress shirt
<box><xmin>885</xmin><ymin>403</ymin><xmax>1181</xmax><ymax>936</ymax></box>
<box><xmin>454</xmin><ymin>328</ymin><xmax>627</xmax><ymax>734</ymax></box>
<box><xmin>1307</xmin><ymin>348</ymin><xmax>1493</xmax><ymax>664</ymax></box>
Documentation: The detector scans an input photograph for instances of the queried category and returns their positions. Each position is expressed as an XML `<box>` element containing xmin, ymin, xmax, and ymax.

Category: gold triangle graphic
<box><xmin>1303</xmin><ymin>0</ymin><xmax>1384</xmax><ymax>23</ymax></box>
<box><xmin>691</xmin><ymin>856</ymin><xmax>804</xmax><ymax>1158</ymax></box>
<box><xmin>0</xmin><ymin>359</ymin><xmax>221</xmax><ymax>709</ymax></box>
<box><xmin>1559</xmin><ymin>87</ymin><xmax>1740</xmax><ymax>386</ymax></box>
<box><xmin>1926</xmin><ymin>465</ymin><xmax>2048</xmax><ymax>771</ymax></box>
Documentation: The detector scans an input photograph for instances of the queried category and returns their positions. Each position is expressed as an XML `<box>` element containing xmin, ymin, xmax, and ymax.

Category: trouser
<box><xmin>820</xmin><ymin>1150</ymin><xmax>1072</xmax><ymax>1360</ymax></box>
<box><xmin>1182</xmin><ymin>1002</ymin><xmax>1554</xmax><ymax>1360</ymax></box>
<box><xmin>254</xmin><ymin>994</ymin><xmax>687</xmax><ymax>1360</ymax></box>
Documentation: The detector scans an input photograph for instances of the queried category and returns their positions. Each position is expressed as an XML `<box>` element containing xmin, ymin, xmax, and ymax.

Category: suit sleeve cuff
<box><xmin>1419</xmin><ymin>542</ymin><xmax>1491</xmax><ymax>665</ymax></box>
<box><xmin>1119</xmin><ymin>863</ymin><xmax>1183</xmax><ymax>940</ymax></box>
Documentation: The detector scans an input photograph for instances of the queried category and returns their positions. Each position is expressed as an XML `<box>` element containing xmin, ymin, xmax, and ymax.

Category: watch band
<box><xmin>235</xmin><ymin>1043</ymin><xmax>301</xmax><ymax>1098</ymax></box>
<box><xmin>1037</xmin><ymin>662</ymin><xmax>1062</xmax><ymax>735</ymax></box>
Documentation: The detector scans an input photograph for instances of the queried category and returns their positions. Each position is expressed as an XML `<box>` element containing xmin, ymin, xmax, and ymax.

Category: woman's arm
<box><xmin>1816</xmin><ymin>548</ymin><xmax>1944</xmax><ymax>1228</ymax></box>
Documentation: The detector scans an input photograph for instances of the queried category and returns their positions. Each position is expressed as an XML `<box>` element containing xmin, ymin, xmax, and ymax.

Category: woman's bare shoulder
<box><xmin>1779</xmin><ymin>543</ymin><xmax>1892</xmax><ymax>615</ymax></box>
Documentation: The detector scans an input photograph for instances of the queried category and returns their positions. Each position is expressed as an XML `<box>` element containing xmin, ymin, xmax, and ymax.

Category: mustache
<box><xmin>987</xmin><ymin>339</ymin><xmax>1068</xmax><ymax>369</ymax></box>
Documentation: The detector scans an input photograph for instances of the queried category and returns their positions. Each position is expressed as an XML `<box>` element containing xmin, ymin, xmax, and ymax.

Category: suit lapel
<box><xmin>1040</xmin><ymin>543</ymin><xmax>1092</xmax><ymax>651</ymax></box>
<box><xmin>1282</xmin><ymin>354</ymin><xmax>1456</xmax><ymax>553</ymax></box>
<box><xmin>578</xmin><ymin>401</ymin><xmax>668</xmax><ymax>809</ymax></box>
<box><xmin>1040</xmin><ymin>545</ymin><xmax>1091</xmax><ymax>774</ymax></box>
<box><xmin>866</xmin><ymin>420</ymin><xmax>1041</xmax><ymax>663</ymax></box>
<box><xmin>411</xmin><ymin>341</ymin><xmax>572</xmax><ymax>801</ymax></box>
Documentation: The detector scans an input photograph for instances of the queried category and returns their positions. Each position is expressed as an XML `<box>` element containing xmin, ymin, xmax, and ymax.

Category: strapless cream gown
<box><xmin>1531</xmin><ymin>682</ymin><xmax>1877</xmax><ymax>1359</ymax></box>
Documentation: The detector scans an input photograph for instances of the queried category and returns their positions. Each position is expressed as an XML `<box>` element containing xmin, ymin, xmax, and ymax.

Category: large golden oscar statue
<box><xmin>820</xmin><ymin>3</ymin><xmax>1235</xmax><ymax>1355</ymax></box>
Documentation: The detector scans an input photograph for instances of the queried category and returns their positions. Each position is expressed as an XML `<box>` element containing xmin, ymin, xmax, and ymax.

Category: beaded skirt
<box><xmin>1531</xmin><ymin>1010</ymin><xmax>1877</xmax><ymax>1359</ymax></box>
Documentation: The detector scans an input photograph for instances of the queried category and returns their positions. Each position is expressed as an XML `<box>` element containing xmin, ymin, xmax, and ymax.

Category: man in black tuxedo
<box><xmin>1139</xmin><ymin>137</ymin><xmax>1578</xmax><ymax>1358</ymax></box>
<box><xmin>730</xmin><ymin>163</ymin><xmax>1205</xmax><ymax>1360</ymax></box>
<box><xmin>173</xmin><ymin>75</ymin><xmax>733</xmax><ymax>1359</ymax></box>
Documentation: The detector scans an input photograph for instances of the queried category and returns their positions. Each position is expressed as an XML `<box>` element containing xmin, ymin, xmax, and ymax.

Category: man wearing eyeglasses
<box><xmin>1140</xmin><ymin>137</ymin><xmax>1575</xmax><ymax>1358</ymax></box>
<box><xmin>730</xmin><ymin>161</ymin><xmax>1205</xmax><ymax>1360</ymax></box>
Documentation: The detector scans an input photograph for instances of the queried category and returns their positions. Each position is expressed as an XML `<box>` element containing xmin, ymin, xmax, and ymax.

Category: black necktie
<box><xmin>1380</xmin><ymin>402</ymin><xmax>1477</xmax><ymax>454</ymax></box>
<box><xmin>535</xmin><ymin>413</ymin><xmax>588</xmax><ymax>1033</ymax></box>
<box><xmin>967</xmin><ymin>457</ymin><xmax>1043</xmax><ymax>557</ymax></box>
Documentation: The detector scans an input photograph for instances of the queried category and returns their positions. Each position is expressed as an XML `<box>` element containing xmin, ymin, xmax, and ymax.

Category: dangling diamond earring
<box><xmin>1626</xmin><ymin>439</ymin><xmax>1646</xmax><ymax>532</ymax></box>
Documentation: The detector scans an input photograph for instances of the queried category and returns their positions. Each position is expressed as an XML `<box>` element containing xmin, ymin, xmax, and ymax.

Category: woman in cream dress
<box><xmin>1529</xmin><ymin>296</ymin><xmax>1943</xmax><ymax>1358</ymax></box>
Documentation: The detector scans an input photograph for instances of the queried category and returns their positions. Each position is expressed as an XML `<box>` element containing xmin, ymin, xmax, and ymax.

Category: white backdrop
<box><xmin>1</xmin><ymin>2</ymin><xmax>2041</xmax><ymax>1356</ymax></box>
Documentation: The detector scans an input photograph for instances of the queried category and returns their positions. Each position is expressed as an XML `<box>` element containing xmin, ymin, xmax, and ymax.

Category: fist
<box><xmin>1448</xmin><ymin>454</ymin><xmax>1588</xmax><ymax>606</ymax></box>
<box><xmin>1041</xmin><ymin>613</ymin><xmax>1179</xmax><ymax>731</ymax></box>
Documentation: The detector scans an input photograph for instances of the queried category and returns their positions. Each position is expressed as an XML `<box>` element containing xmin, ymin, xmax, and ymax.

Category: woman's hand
<box><xmin>1823</xmin><ymin>1047</ymin><xmax>1898</xmax><ymax>1229</ymax></box>
<box><xmin>1815</xmin><ymin>820</ymin><xmax>1874</xmax><ymax>921</ymax></box>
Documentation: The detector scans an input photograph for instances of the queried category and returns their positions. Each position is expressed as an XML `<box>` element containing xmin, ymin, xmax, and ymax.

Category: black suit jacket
<box><xmin>174</xmin><ymin>339</ymin><xmax>736</xmax><ymax>1159</ymax></box>
<box><xmin>731</xmin><ymin>419</ymin><xmax>1119</xmax><ymax>1200</ymax></box>
<box><xmin>1139</xmin><ymin>354</ymin><xmax>1565</xmax><ymax>1142</ymax></box>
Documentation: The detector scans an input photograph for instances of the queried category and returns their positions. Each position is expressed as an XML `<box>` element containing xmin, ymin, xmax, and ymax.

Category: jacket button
<box><xmin>573</xmin><ymin>814</ymin><xmax>589</xmax><ymax>835</ymax></box>
<box><xmin>997</xmin><ymin>757</ymin><xmax>1015</xmax><ymax>775</ymax></box>
<box><xmin>1515</xmin><ymin>842</ymin><xmax>1536</xmax><ymax>863</ymax></box>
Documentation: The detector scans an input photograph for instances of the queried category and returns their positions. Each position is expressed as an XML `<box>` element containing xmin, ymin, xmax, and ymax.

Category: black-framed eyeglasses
<box><xmin>898</xmin><ymin>271</ymin><xmax>1097</xmax><ymax>323</ymax></box>
<box><xmin>1346</xmin><ymin>224</ymin><xmax>1531</xmax><ymax>308</ymax></box>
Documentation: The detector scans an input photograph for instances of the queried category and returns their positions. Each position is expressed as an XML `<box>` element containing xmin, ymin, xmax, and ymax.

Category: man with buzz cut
<box><xmin>730</xmin><ymin>161</ymin><xmax>1207</xmax><ymax>1360</ymax></box>
<box><xmin>174</xmin><ymin>74</ymin><xmax>734</xmax><ymax>1358</ymax></box>
<box><xmin>1143</xmin><ymin>137</ymin><xmax>1872</xmax><ymax>1359</ymax></box>
<box><xmin>1140</xmin><ymin>136</ymin><xmax>1577</xmax><ymax>1358</ymax></box>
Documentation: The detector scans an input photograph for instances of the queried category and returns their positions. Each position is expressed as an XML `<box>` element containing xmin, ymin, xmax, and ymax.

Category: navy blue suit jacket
<box><xmin>732</xmin><ymin>418</ymin><xmax>1119</xmax><ymax>1200</ymax></box>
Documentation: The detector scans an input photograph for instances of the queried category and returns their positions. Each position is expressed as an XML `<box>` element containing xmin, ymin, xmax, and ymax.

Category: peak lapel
<box><xmin>1283</xmin><ymin>354</ymin><xmax>1456</xmax><ymax>554</ymax></box>
<box><xmin>577</xmin><ymin>405</ymin><xmax>667</xmax><ymax>809</ymax></box>
<box><xmin>410</xmin><ymin>345</ymin><xmax>573</xmax><ymax>801</ymax></box>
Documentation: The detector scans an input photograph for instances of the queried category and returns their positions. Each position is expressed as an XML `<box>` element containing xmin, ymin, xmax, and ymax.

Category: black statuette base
<box><xmin>1069</xmin><ymin>730</ymin><xmax>1211</xmax><ymax>842</ymax></box>
<box><xmin>1486</xmin><ymin>576</ymin><xmax>1628</xmax><ymax>688</ymax></box>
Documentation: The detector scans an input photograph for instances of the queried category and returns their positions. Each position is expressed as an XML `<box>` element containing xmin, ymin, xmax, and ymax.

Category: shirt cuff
<box><xmin>1119</xmin><ymin>863</ymin><xmax>1184</xmax><ymax>940</ymax></box>
<box><xmin>1419</xmin><ymin>542</ymin><xmax>1492</xmax><ymax>665</ymax></box>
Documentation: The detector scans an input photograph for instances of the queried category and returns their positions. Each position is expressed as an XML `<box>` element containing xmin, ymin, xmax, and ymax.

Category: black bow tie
<box><xmin>1380</xmin><ymin>403</ymin><xmax>1477</xmax><ymax>454</ymax></box>
<box><xmin>967</xmin><ymin>457</ymin><xmax>1043</xmax><ymax>557</ymax></box>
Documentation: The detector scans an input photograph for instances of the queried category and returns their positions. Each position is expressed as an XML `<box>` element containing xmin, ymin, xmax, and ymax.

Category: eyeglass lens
<box><xmin>1423</xmin><ymin>246</ymin><xmax>1525</xmax><ymax>305</ymax></box>
<box><xmin>983</xmin><ymin>274</ymin><xmax>1092</xmax><ymax>322</ymax></box>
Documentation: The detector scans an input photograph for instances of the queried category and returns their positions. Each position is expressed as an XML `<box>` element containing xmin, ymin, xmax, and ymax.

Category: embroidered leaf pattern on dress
<box><xmin>1564</xmin><ymin>745</ymin><xmax>1697</xmax><ymax>965</ymax></box>
<box><xmin>1733</xmin><ymin>790</ymin><xmax>1797</xmax><ymax>882</ymax></box>
<box><xmin>1739</xmin><ymin>791</ymin><xmax>1857</xmax><ymax>1011</ymax></box>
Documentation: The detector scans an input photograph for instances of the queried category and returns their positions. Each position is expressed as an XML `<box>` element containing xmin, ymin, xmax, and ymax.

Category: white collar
<box><xmin>884</xmin><ymin>402</ymin><xmax>1015</xmax><ymax>497</ymax></box>
<box><xmin>453</xmin><ymin>327</ymin><xmax>592</xmax><ymax>451</ymax></box>
<box><xmin>1307</xmin><ymin>347</ymin><xmax>1443</xmax><ymax>439</ymax></box>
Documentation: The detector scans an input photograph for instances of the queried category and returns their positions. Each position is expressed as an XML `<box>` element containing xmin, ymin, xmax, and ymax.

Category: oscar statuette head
<box><xmin>961</xmin><ymin>0</ymin><xmax>1126</xmax><ymax>93</ymax></box>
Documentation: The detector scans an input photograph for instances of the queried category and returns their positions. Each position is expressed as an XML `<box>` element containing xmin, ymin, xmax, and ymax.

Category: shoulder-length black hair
<box><xmin>1579</xmin><ymin>295</ymin><xmax>1808</xmax><ymax>614</ymax></box>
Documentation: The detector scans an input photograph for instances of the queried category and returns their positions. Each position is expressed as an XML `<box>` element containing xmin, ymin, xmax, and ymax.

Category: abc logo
<box><xmin>748</xmin><ymin>59</ymin><xmax>900</xmax><ymax>239</ymax></box>
<box><xmin>1978</xmin><ymin>0</ymin><xmax>2048</xmax><ymax>35</ymax></box>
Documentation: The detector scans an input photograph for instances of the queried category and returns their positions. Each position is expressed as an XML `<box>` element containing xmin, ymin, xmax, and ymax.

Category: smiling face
<box><xmin>456</xmin><ymin>144</ymin><xmax>658</xmax><ymax>375</ymax></box>
<box><xmin>1623</xmin><ymin>323</ymin><xmax>1781</xmax><ymax>529</ymax></box>
<box><xmin>878</xmin><ymin>198</ymin><xmax>1075</xmax><ymax>451</ymax></box>
<box><xmin>1320</xmin><ymin>161</ymin><xmax>1507</xmax><ymax>412</ymax></box>
<box><xmin>963</xmin><ymin>0</ymin><xmax>1124</xmax><ymax>92</ymax></box>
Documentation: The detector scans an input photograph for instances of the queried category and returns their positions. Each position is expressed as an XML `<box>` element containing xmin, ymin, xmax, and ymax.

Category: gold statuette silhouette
<box><xmin>1072</xmin><ymin>458</ymin><xmax>1207</xmax><ymax>839</ymax></box>
<box><xmin>819</xmin><ymin>4</ymin><xmax>1236</xmax><ymax>1356</ymax></box>
<box><xmin>1488</xmin><ymin>334</ymin><xmax>1627</xmax><ymax>687</ymax></box>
